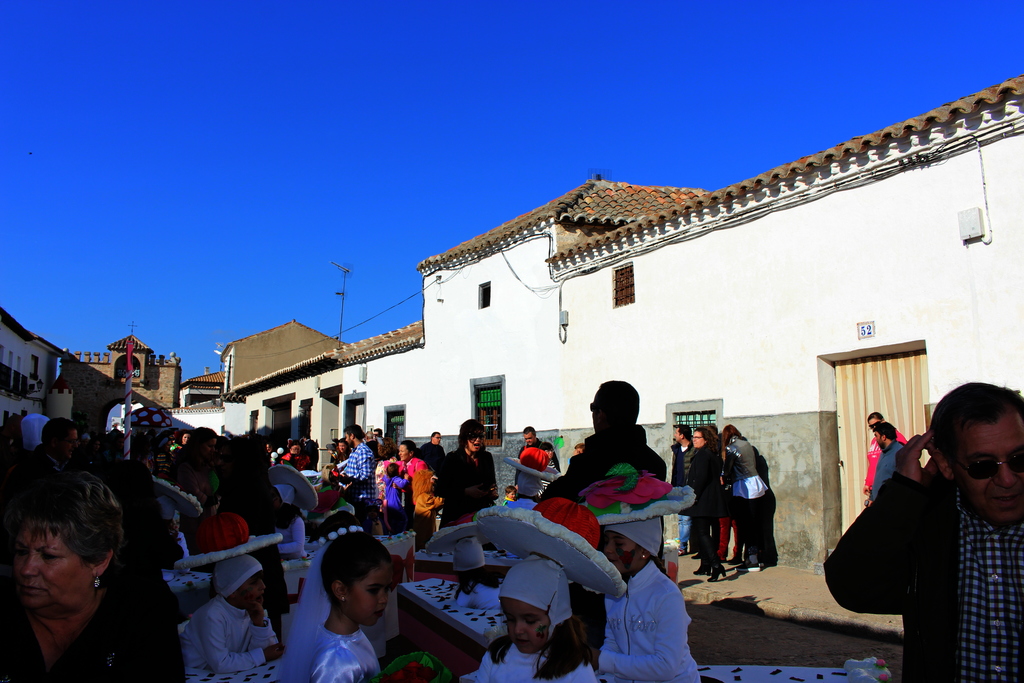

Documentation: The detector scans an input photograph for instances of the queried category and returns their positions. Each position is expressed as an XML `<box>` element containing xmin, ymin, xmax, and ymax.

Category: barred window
<box><xmin>613</xmin><ymin>264</ymin><xmax>635</xmax><ymax>307</ymax></box>
<box><xmin>475</xmin><ymin>384</ymin><xmax>503</xmax><ymax>447</ymax></box>
<box><xmin>673</xmin><ymin>410</ymin><xmax>717</xmax><ymax>430</ymax></box>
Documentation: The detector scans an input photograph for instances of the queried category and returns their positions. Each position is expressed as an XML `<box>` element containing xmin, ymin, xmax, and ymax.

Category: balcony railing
<box><xmin>0</xmin><ymin>364</ymin><xmax>30</xmax><ymax>396</ymax></box>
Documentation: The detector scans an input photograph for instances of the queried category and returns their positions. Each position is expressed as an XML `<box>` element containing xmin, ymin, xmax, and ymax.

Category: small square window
<box><xmin>479</xmin><ymin>282</ymin><xmax>491</xmax><ymax>309</ymax></box>
<box><xmin>673</xmin><ymin>410</ymin><xmax>717</xmax><ymax>429</ymax></box>
<box><xmin>613</xmin><ymin>264</ymin><xmax>635</xmax><ymax>307</ymax></box>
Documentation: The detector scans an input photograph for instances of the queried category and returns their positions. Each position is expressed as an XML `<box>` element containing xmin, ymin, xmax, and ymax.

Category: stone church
<box><xmin>60</xmin><ymin>334</ymin><xmax>182</xmax><ymax>433</ymax></box>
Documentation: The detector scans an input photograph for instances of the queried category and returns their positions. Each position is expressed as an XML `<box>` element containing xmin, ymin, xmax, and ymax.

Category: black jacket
<box><xmin>541</xmin><ymin>425</ymin><xmax>666</xmax><ymax>502</ymax></box>
<box><xmin>0</xmin><ymin>574</ymin><xmax>184</xmax><ymax>682</ymax></box>
<box><xmin>680</xmin><ymin>446</ymin><xmax>727</xmax><ymax>518</ymax></box>
<box><xmin>824</xmin><ymin>473</ymin><xmax>962</xmax><ymax>682</ymax></box>
<box><xmin>435</xmin><ymin>448</ymin><xmax>496</xmax><ymax>526</ymax></box>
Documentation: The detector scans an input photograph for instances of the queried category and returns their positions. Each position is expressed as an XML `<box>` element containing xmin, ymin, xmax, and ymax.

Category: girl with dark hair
<box><xmin>381</xmin><ymin>461</ymin><xmax>409</xmax><ymax>534</ymax></box>
<box><xmin>282</xmin><ymin>515</ymin><xmax>393</xmax><ymax>683</ymax></box>
<box><xmin>435</xmin><ymin>419</ymin><xmax>498</xmax><ymax>526</ymax></box>
<box><xmin>722</xmin><ymin>424</ymin><xmax>768</xmax><ymax>571</ymax></box>
<box><xmin>480</xmin><ymin>559</ymin><xmax>595</xmax><ymax>683</ymax></box>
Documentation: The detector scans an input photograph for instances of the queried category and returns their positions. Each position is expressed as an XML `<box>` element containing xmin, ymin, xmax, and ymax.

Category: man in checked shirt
<box><xmin>826</xmin><ymin>382</ymin><xmax>1024</xmax><ymax>683</ymax></box>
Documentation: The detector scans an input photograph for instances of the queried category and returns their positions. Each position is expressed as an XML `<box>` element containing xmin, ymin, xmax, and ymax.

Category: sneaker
<box><xmin>737</xmin><ymin>561</ymin><xmax>762</xmax><ymax>572</ymax></box>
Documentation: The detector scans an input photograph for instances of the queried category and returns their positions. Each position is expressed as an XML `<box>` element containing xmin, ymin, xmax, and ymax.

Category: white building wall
<box><xmin>561</xmin><ymin>129</ymin><xmax>1024</xmax><ymax>426</ymax></box>
<box><xmin>0</xmin><ymin>324</ymin><xmax>60</xmax><ymax>420</ymax></box>
<box><xmin>412</xmin><ymin>234</ymin><xmax>564</xmax><ymax>441</ymax></box>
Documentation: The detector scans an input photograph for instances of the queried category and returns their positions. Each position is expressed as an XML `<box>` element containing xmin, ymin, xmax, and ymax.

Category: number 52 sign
<box><xmin>857</xmin><ymin>321</ymin><xmax>876</xmax><ymax>340</ymax></box>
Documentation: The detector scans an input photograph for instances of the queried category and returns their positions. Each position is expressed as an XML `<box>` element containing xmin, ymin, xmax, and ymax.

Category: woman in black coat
<box><xmin>682</xmin><ymin>426</ymin><xmax>729</xmax><ymax>581</ymax></box>
<box><xmin>435</xmin><ymin>419</ymin><xmax>497</xmax><ymax>526</ymax></box>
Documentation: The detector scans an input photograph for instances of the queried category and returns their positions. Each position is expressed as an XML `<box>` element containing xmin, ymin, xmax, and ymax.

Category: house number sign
<box><xmin>857</xmin><ymin>321</ymin><xmax>876</xmax><ymax>340</ymax></box>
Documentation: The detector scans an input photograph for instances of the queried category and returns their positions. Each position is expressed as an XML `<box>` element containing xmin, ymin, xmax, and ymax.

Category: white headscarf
<box><xmin>213</xmin><ymin>555</ymin><xmax>262</xmax><ymax>597</ymax></box>
<box><xmin>452</xmin><ymin>537</ymin><xmax>485</xmax><ymax>572</ymax></box>
<box><xmin>274</xmin><ymin>483</ymin><xmax>296</xmax><ymax>506</ymax></box>
<box><xmin>21</xmin><ymin>414</ymin><xmax>49</xmax><ymax>451</ymax></box>
<box><xmin>606</xmin><ymin>518</ymin><xmax>663</xmax><ymax>556</ymax></box>
<box><xmin>499</xmin><ymin>557</ymin><xmax>572</xmax><ymax>626</ymax></box>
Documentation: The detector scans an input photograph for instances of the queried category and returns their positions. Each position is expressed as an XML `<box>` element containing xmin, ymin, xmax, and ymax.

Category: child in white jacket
<box><xmin>599</xmin><ymin>519</ymin><xmax>699</xmax><ymax>683</ymax></box>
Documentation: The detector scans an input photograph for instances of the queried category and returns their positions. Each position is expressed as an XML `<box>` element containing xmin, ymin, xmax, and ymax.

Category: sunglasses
<box><xmin>589</xmin><ymin>402</ymin><xmax>601</xmax><ymax>413</ymax></box>
<box><xmin>956</xmin><ymin>454</ymin><xmax>1024</xmax><ymax>480</ymax></box>
<box><xmin>467</xmin><ymin>432</ymin><xmax>485</xmax><ymax>441</ymax></box>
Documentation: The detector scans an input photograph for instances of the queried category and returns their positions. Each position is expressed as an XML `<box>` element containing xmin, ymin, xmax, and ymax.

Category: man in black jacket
<box><xmin>825</xmin><ymin>382</ymin><xmax>1024</xmax><ymax>683</ymax></box>
<box><xmin>542</xmin><ymin>380</ymin><xmax>666</xmax><ymax>502</ymax></box>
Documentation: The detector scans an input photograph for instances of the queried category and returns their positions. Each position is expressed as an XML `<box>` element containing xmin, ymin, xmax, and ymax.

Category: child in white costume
<box><xmin>600</xmin><ymin>518</ymin><xmax>699</xmax><ymax>683</ymax></box>
<box><xmin>581</xmin><ymin>467</ymin><xmax>699</xmax><ymax>683</ymax></box>
<box><xmin>424</xmin><ymin>518</ymin><xmax>502</xmax><ymax>611</ymax></box>
<box><xmin>180</xmin><ymin>554</ymin><xmax>284</xmax><ymax>672</ymax></box>
<box><xmin>475</xmin><ymin>499</ymin><xmax>628</xmax><ymax>683</ymax></box>
<box><xmin>478</xmin><ymin>558</ymin><xmax>596</xmax><ymax>683</ymax></box>
<box><xmin>282</xmin><ymin>516</ymin><xmax>393</xmax><ymax>683</ymax></box>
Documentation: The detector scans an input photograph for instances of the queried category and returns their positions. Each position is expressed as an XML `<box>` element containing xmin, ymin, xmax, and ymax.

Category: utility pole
<box><xmin>330</xmin><ymin>262</ymin><xmax>351</xmax><ymax>343</ymax></box>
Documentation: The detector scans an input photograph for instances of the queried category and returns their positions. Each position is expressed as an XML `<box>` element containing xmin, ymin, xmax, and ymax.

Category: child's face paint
<box><xmin>500</xmin><ymin>597</ymin><xmax>552</xmax><ymax>654</ymax></box>
<box><xmin>603</xmin><ymin>530</ymin><xmax>649</xmax><ymax>577</ymax></box>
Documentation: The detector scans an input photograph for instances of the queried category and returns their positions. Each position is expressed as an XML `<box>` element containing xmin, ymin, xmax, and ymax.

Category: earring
<box><xmin>342</xmin><ymin>597</ymin><xmax>346</xmax><ymax>602</ymax></box>
<box><xmin>93</xmin><ymin>576</ymin><xmax>101</xmax><ymax>588</ymax></box>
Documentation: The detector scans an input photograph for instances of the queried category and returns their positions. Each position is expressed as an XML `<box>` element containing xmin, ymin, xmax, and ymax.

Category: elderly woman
<box><xmin>435</xmin><ymin>419</ymin><xmax>498</xmax><ymax>526</ymax></box>
<box><xmin>1</xmin><ymin>471</ymin><xmax>183</xmax><ymax>680</ymax></box>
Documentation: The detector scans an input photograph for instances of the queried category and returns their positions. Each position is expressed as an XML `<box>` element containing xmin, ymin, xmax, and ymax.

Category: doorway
<box><xmin>835</xmin><ymin>349</ymin><xmax>929</xmax><ymax>532</ymax></box>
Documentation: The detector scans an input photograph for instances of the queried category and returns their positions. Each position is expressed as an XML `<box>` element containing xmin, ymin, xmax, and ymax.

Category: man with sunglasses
<box><xmin>826</xmin><ymin>382</ymin><xmax>1024</xmax><ymax>683</ymax></box>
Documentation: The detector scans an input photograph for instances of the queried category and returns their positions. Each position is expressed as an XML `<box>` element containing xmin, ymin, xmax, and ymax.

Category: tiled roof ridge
<box><xmin>225</xmin><ymin>321</ymin><xmax>424</xmax><ymax>397</ymax></box>
<box><xmin>0</xmin><ymin>305</ymin><xmax>63</xmax><ymax>352</ymax></box>
<box><xmin>418</xmin><ymin>181</ymin><xmax>707</xmax><ymax>273</ymax></box>
<box><xmin>106</xmin><ymin>334</ymin><xmax>152</xmax><ymax>352</ymax></box>
<box><xmin>182</xmin><ymin>370</ymin><xmax>225</xmax><ymax>384</ymax></box>
<box><xmin>551</xmin><ymin>73</ymin><xmax>1024</xmax><ymax>263</ymax></box>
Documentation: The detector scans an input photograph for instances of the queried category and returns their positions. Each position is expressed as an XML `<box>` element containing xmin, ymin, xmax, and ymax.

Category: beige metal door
<box><xmin>835</xmin><ymin>350</ymin><xmax>929</xmax><ymax>532</ymax></box>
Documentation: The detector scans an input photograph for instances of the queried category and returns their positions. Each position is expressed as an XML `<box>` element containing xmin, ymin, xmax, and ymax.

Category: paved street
<box><xmin>688</xmin><ymin>602</ymin><xmax>902</xmax><ymax>676</ymax></box>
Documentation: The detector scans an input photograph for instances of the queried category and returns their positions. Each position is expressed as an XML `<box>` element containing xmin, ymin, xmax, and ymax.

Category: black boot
<box><xmin>707</xmin><ymin>562</ymin><xmax>728</xmax><ymax>582</ymax></box>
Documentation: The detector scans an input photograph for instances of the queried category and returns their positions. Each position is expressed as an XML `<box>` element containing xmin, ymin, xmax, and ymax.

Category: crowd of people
<box><xmin>1</xmin><ymin>378</ymin><xmax>1018</xmax><ymax>682</ymax></box>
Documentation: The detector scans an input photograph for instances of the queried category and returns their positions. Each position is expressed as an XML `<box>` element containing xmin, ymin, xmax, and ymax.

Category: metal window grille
<box><xmin>613</xmin><ymin>264</ymin><xmax>635</xmax><ymax>307</ymax></box>
<box><xmin>386</xmin><ymin>411</ymin><xmax>405</xmax><ymax>442</ymax></box>
<box><xmin>673</xmin><ymin>410</ymin><xmax>717</xmax><ymax>429</ymax></box>
<box><xmin>475</xmin><ymin>385</ymin><xmax>502</xmax><ymax>446</ymax></box>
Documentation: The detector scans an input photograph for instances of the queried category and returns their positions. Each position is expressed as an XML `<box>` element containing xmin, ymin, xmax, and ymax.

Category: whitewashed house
<box><xmin>227</xmin><ymin>74</ymin><xmax>1024</xmax><ymax>569</ymax></box>
<box><xmin>0</xmin><ymin>305</ymin><xmax>62</xmax><ymax>423</ymax></box>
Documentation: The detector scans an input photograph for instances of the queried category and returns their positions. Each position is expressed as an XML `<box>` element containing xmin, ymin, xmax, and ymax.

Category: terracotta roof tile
<box><xmin>106</xmin><ymin>335</ymin><xmax>152</xmax><ymax>352</ymax></box>
<box><xmin>551</xmin><ymin>73</ymin><xmax>1024</xmax><ymax>262</ymax></box>
<box><xmin>417</xmin><ymin>181</ymin><xmax>707</xmax><ymax>273</ymax></box>
<box><xmin>181</xmin><ymin>370</ymin><xmax>224</xmax><ymax>386</ymax></box>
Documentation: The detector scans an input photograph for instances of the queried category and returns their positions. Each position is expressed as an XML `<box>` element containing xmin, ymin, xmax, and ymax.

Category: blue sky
<box><xmin>2</xmin><ymin>1</ymin><xmax>1022</xmax><ymax>381</ymax></box>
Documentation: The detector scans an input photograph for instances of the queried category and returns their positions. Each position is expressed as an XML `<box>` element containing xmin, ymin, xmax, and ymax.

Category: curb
<box><xmin>681</xmin><ymin>584</ymin><xmax>904</xmax><ymax>645</ymax></box>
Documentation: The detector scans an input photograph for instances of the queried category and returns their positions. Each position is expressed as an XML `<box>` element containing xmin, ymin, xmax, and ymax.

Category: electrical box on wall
<box><xmin>958</xmin><ymin>207</ymin><xmax>985</xmax><ymax>241</ymax></box>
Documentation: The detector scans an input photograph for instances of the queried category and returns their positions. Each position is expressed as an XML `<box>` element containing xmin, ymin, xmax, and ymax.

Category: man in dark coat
<box><xmin>826</xmin><ymin>382</ymin><xmax>1024</xmax><ymax>683</ymax></box>
<box><xmin>539</xmin><ymin>380</ymin><xmax>666</xmax><ymax>649</ymax></box>
<box><xmin>542</xmin><ymin>380</ymin><xmax>666</xmax><ymax>502</ymax></box>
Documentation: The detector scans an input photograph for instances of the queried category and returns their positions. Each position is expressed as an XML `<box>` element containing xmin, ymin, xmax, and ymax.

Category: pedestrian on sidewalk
<box><xmin>722</xmin><ymin>425</ymin><xmax>769</xmax><ymax>571</ymax></box>
<box><xmin>681</xmin><ymin>426</ymin><xmax>728</xmax><ymax>581</ymax></box>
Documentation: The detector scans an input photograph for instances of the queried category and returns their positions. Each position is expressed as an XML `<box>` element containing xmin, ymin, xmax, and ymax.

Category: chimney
<box><xmin>204</xmin><ymin>366</ymin><xmax>210</xmax><ymax>375</ymax></box>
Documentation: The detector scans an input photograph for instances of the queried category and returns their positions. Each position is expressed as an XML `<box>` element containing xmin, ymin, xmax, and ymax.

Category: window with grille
<box><xmin>673</xmin><ymin>410</ymin><xmax>717</xmax><ymax>430</ymax></box>
<box><xmin>475</xmin><ymin>384</ymin><xmax>503</xmax><ymax>447</ymax></box>
<box><xmin>613</xmin><ymin>264</ymin><xmax>635</xmax><ymax>307</ymax></box>
<box><xmin>386</xmin><ymin>409</ymin><xmax>405</xmax><ymax>442</ymax></box>
<box><xmin>479</xmin><ymin>282</ymin><xmax>491</xmax><ymax>309</ymax></box>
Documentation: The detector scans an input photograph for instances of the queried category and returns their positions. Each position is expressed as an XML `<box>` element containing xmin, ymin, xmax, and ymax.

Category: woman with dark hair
<box><xmin>217</xmin><ymin>437</ymin><xmax>289</xmax><ymax>636</ymax></box>
<box><xmin>435</xmin><ymin>419</ymin><xmax>498</xmax><ymax>526</ymax></box>
<box><xmin>1</xmin><ymin>471</ymin><xmax>183</xmax><ymax>680</ymax></box>
<box><xmin>681</xmin><ymin>426</ymin><xmax>728</xmax><ymax>581</ymax></box>
<box><xmin>174</xmin><ymin>426</ymin><xmax>220</xmax><ymax>552</ymax></box>
<box><xmin>722</xmin><ymin>424</ymin><xmax>769</xmax><ymax>571</ymax></box>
